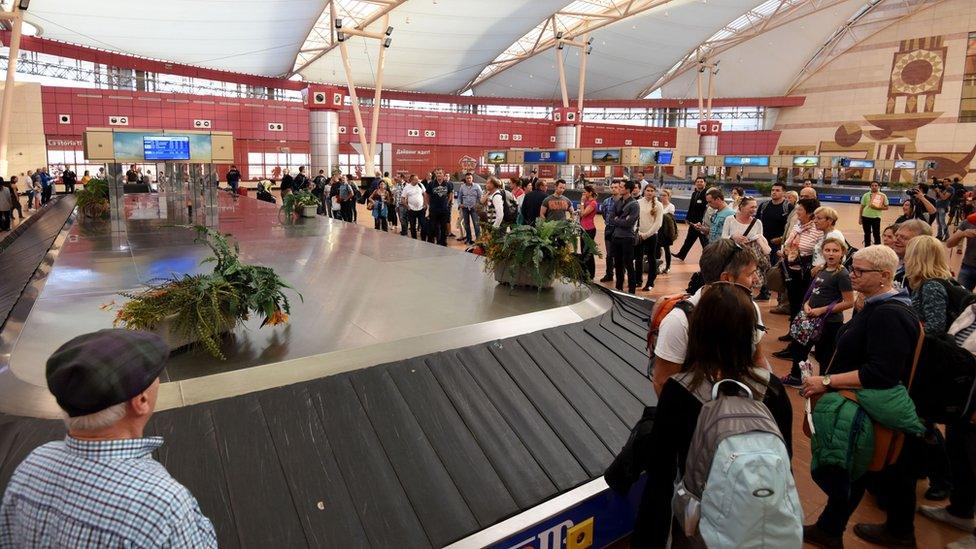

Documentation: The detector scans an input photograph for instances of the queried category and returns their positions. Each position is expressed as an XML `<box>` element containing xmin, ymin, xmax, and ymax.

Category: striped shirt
<box><xmin>956</xmin><ymin>320</ymin><xmax>976</xmax><ymax>347</ymax></box>
<box><xmin>1</xmin><ymin>436</ymin><xmax>216</xmax><ymax>548</ymax></box>
<box><xmin>786</xmin><ymin>221</ymin><xmax>824</xmax><ymax>258</ymax></box>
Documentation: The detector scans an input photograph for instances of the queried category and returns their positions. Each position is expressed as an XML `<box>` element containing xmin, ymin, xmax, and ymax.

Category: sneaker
<box><xmin>781</xmin><ymin>374</ymin><xmax>803</xmax><ymax>387</ymax></box>
<box><xmin>599</xmin><ymin>276</ymin><xmax>613</xmax><ymax>283</ymax></box>
<box><xmin>778</xmin><ymin>333</ymin><xmax>794</xmax><ymax>342</ymax></box>
<box><xmin>919</xmin><ymin>505</ymin><xmax>976</xmax><ymax>532</ymax></box>
<box><xmin>852</xmin><ymin>523</ymin><xmax>916</xmax><ymax>548</ymax></box>
<box><xmin>947</xmin><ymin>534</ymin><xmax>976</xmax><ymax>549</ymax></box>
<box><xmin>803</xmin><ymin>524</ymin><xmax>843</xmax><ymax>549</ymax></box>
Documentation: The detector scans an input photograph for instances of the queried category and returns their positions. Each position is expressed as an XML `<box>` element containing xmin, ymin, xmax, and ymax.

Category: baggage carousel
<box><xmin>0</xmin><ymin>193</ymin><xmax>654</xmax><ymax>548</ymax></box>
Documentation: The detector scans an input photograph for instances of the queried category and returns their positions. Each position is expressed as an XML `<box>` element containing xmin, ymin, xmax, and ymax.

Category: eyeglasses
<box><xmin>850</xmin><ymin>267</ymin><xmax>882</xmax><ymax>277</ymax></box>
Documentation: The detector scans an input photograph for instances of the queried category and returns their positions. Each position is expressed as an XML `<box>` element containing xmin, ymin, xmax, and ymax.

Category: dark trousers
<box><xmin>582</xmin><ymin>228</ymin><xmax>597</xmax><ymax>279</ymax></box>
<box><xmin>789</xmin><ymin>320</ymin><xmax>841</xmax><ymax>378</ymax></box>
<box><xmin>374</xmin><ymin>215</ymin><xmax>388</xmax><ymax>232</ymax></box>
<box><xmin>923</xmin><ymin>424</ymin><xmax>952</xmax><ymax>494</ymax></box>
<box><xmin>41</xmin><ymin>185</ymin><xmax>52</xmax><ymax>205</ymax></box>
<box><xmin>388</xmin><ymin>205</ymin><xmax>398</xmax><ymax>227</ymax></box>
<box><xmin>675</xmin><ymin>223</ymin><xmax>707</xmax><ymax>259</ymax></box>
<box><xmin>611</xmin><ymin>237</ymin><xmax>637</xmax><ymax>293</ymax></box>
<box><xmin>785</xmin><ymin>263</ymin><xmax>813</xmax><ymax>320</ymax></box>
<box><xmin>11</xmin><ymin>195</ymin><xmax>22</xmax><ymax>218</ymax></box>
<box><xmin>815</xmin><ymin>436</ymin><xmax>923</xmax><ymax>537</ymax></box>
<box><xmin>759</xmin><ymin>245</ymin><xmax>781</xmax><ymax>297</ymax></box>
<box><xmin>862</xmin><ymin>216</ymin><xmax>881</xmax><ymax>247</ymax></box>
<box><xmin>656</xmin><ymin>237</ymin><xmax>672</xmax><ymax>272</ymax></box>
<box><xmin>340</xmin><ymin>201</ymin><xmax>355</xmax><ymax>222</ymax></box>
<box><xmin>427</xmin><ymin>210</ymin><xmax>450</xmax><ymax>246</ymax></box>
<box><xmin>603</xmin><ymin>231</ymin><xmax>615</xmax><ymax>278</ymax></box>
<box><xmin>635</xmin><ymin>234</ymin><xmax>658</xmax><ymax>289</ymax></box>
<box><xmin>946</xmin><ymin>422</ymin><xmax>976</xmax><ymax>519</ymax></box>
<box><xmin>406</xmin><ymin>209</ymin><xmax>424</xmax><ymax>239</ymax></box>
<box><xmin>64</xmin><ymin>182</ymin><xmax>75</xmax><ymax>193</ymax></box>
<box><xmin>0</xmin><ymin>210</ymin><xmax>10</xmax><ymax>231</ymax></box>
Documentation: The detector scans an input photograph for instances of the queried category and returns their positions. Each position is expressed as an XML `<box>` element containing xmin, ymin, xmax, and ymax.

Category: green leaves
<box><xmin>481</xmin><ymin>219</ymin><xmax>601</xmax><ymax>289</ymax></box>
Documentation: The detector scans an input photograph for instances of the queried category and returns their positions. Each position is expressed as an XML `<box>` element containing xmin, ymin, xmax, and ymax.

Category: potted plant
<box><xmin>113</xmin><ymin>225</ymin><xmax>301</xmax><ymax>359</ymax></box>
<box><xmin>74</xmin><ymin>178</ymin><xmax>110</xmax><ymax>219</ymax></box>
<box><xmin>480</xmin><ymin>220</ymin><xmax>599</xmax><ymax>289</ymax></box>
<box><xmin>282</xmin><ymin>190</ymin><xmax>320</xmax><ymax>217</ymax></box>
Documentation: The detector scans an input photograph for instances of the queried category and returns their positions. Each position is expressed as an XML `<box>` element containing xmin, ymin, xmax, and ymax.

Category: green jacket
<box><xmin>811</xmin><ymin>385</ymin><xmax>924</xmax><ymax>479</ymax></box>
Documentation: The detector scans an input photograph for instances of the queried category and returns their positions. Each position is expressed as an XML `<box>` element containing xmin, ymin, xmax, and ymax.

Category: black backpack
<box><xmin>911</xmin><ymin>281</ymin><xmax>976</xmax><ymax>423</ymax></box>
<box><xmin>500</xmin><ymin>191</ymin><xmax>518</xmax><ymax>225</ymax></box>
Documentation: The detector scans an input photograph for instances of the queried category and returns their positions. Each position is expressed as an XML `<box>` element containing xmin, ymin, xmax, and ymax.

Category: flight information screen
<box><xmin>144</xmin><ymin>136</ymin><xmax>190</xmax><ymax>160</ymax></box>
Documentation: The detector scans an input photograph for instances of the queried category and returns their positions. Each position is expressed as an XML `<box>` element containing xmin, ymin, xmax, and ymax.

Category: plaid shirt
<box><xmin>1</xmin><ymin>436</ymin><xmax>216</xmax><ymax>548</ymax></box>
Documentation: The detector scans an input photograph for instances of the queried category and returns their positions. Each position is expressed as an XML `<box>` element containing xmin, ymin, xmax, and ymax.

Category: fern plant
<box><xmin>281</xmin><ymin>190</ymin><xmax>320</xmax><ymax>216</ymax></box>
<box><xmin>114</xmin><ymin>225</ymin><xmax>302</xmax><ymax>359</ymax></box>
<box><xmin>75</xmin><ymin>178</ymin><xmax>110</xmax><ymax>218</ymax></box>
<box><xmin>480</xmin><ymin>219</ymin><xmax>599</xmax><ymax>288</ymax></box>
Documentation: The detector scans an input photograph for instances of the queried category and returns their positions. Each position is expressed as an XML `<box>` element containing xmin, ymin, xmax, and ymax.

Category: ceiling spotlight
<box><xmin>18</xmin><ymin>0</ymin><xmax>30</xmax><ymax>10</ymax></box>
<box><xmin>335</xmin><ymin>18</ymin><xmax>343</xmax><ymax>29</ymax></box>
<box><xmin>557</xmin><ymin>42</ymin><xmax>564</xmax><ymax>50</ymax></box>
<box><xmin>383</xmin><ymin>37</ymin><xmax>392</xmax><ymax>48</ymax></box>
<box><xmin>385</xmin><ymin>26</ymin><xmax>394</xmax><ymax>36</ymax></box>
<box><xmin>586</xmin><ymin>45</ymin><xmax>593</xmax><ymax>55</ymax></box>
<box><xmin>588</xmin><ymin>37</ymin><xmax>594</xmax><ymax>45</ymax></box>
<box><xmin>714</xmin><ymin>59</ymin><xmax>721</xmax><ymax>66</ymax></box>
<box><xmin>337</xmin><ymin>31</ymin><xmax>346</xmax><ymax>42</ymax></box>
<box><xmin>556</xmin><ymin>31</ymin><xmax>563</xmax><ymax>40</ymax></box>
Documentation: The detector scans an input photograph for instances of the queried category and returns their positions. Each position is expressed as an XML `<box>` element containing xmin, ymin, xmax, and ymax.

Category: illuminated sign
<box><xmin>523</xmin><ymin>150</ymin><xmax>568</xmax><ymax>164</ymax></box>
<box><xmin>723</xmin><ymin>156</ymin><xmax>770</xmax><ymax>167</ymax></box>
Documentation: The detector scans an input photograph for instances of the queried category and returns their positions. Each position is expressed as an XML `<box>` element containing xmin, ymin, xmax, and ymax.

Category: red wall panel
<box><xmin>716</xmin><ymin>130</ymin><xmax>782</xmax><ymax>156</ymax></box>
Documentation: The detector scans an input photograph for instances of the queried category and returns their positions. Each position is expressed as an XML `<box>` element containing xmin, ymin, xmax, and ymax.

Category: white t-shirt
<box><xmin>721</xmin><ymin>215</ymin><xmax>764</xmax><ymax>242</ymax></box>
<box><xmin>402</xmin><ymin>183</ymin><xmax>426</xmax><ymax>211</ymax></box>
<box><xmin>654</xmin><ymin>287</ymin><xmax>765</xmax><ymax>364</ymax></box>
<box><xmin>663</xmin><ymin>202</ymin><xmax>676</xmax><ymax>216</ymax></box>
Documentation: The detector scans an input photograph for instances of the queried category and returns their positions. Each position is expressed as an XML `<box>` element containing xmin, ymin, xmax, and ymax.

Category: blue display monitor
<box><xmin>523</xmin><ymin>150</ymin><xmax>568</xmax><ymax>164</ymax></box>
<box><xmin>793</xmin><ymin>156</ymin><xmax>819</xmax><ymax>167</ymax></box>
<box><xmin>144</xmin><ymin>135</ymin><xmax>190</xmax><ymax>160</ymax></box>
<box><xmin>894</xmin><ymin>159</ymin><xmax>917</xmax><ymax>169</ymax></box>
<box><xmin>685</xmin><ymin>156</ymin><xmax>705</xmax><ymax>165</ymax></box>
<box><xmin>655</xmin><ymin>150</ymin><xmax>673</xmax><ymax>164</ymax></box>
<box><xmin>723</xmin><ymin>156</ymin><xmax>770</xmax><ymax>167</ymax></box>
<box><xmin>842</xmin><ymin>158</ymin><xmax>875</xmax><ymax>169</ymax></box>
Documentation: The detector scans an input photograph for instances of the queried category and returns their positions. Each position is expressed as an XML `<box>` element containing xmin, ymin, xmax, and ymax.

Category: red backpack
<box><xmin>646</xmin><ymin>293</ymin><xmax>693</xmax><ymax>353</ymax></box>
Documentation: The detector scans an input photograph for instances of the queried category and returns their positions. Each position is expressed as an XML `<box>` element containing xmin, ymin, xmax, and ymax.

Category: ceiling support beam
<box><xmin>0</xmin><ymin>3</ymin><xmax>23</xmax><ymax>178</ymax></box>
<box><xmin>461</xmin><ymin>0</ymin><xmax>671</xmax><ymax>94</ymax></box>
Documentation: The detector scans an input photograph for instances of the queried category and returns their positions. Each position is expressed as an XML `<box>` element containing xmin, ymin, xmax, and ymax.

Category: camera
<box><xmin>906</xmin><ymin>188</ymin><xmax>918</xmax><ymax>197</ymax></box>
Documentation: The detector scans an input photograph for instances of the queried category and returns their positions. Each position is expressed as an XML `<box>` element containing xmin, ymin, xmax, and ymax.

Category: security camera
<box><xmin>384</xmin><ymin>37</ymin><xmax>392</xmax><ymax>48</ymax></box>
<box><xmin>385</xmin><ymin>26</ymin><xmax>394</xmax><ymax>36</ymax></box>
<box><xmin>335</xmin><ymin>18</ymin><xmax>342</xmax><ymax>29</ymax></box>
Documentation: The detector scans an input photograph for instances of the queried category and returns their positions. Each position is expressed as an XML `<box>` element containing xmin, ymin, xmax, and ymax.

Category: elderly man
<box><xmin>0</xmin><ymin>330</ymin><xmax>216</xmax><ymax>548</ymax></box>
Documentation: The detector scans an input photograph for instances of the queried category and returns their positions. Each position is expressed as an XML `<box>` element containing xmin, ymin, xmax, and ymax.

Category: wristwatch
<box><xmin>822</xmin><ymin>375</ymin><xmax>832</xmax><ymax>388</ymax></box>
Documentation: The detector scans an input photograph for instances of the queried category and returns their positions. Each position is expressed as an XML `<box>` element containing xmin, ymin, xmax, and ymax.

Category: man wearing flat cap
<box><xmin>0</xmin><ymin>329</ymin><xmax>216</xmax><ymax>548</ymax></box>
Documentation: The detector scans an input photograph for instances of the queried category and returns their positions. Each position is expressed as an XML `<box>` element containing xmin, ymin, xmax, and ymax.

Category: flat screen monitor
<box><xmin>685</xmin><ymin>156</ymin><xmax>706</xmax><ymax>165</ymax></box>
<box><xmin>723</xmin><ymin>156</ymin><xmax>770</xmax><ymax>167</ymax></box>
<box><xmin>846</xmin><ymin>159</ymin><xmax>875</xmax><ymax>169</ymax></box>
<box><xmin>656</xmin><ymin>150</ymin><xmax>673</xmax><ymax>164</ymax></box>
<box><xmin>143</xmin><ymin>135</ymin><xmax>190</xmax><ymax>160</ymax></box>
<box><xmin>523</xmin><ymin>150</ymin><xmax>568</xmax><ymax>164</ymax></box>
<box><xmin>486</xmin><ymin>151</ymin><xmax>507</xmax><ymax>164</ymax></box>
<box><xmin>793</xmin><ymin>156</ymin><xmax>819</xmax><ymax>167</ymax></box>
<box><xmin>894</xmin><ymin>159</ymin><xmax>917</xmax><ymax>169</ymax></box>
<box><xmin>591</xmin><ymin>149</ymin><xmax>621</xmax><ymax>164</ymax></box>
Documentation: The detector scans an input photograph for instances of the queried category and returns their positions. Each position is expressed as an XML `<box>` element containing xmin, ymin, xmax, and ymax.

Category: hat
<box><xmin>46</xmin><ymin>329</ymin><xmax>169</xmax><ymax>417</ymax></box>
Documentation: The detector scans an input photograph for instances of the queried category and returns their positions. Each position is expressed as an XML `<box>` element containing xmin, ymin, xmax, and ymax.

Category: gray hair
<box><xmin>63</xmin><ymin>402</ymin><xmax>127</xmax><ymax>432</ymax></box>
<box><xmin>852</xmin><ymin>244</ymin><xmax>899</xmax><ymax>274</ymax></box>
<box><xmin>898</xmin><ymin>219</ymin><xmax>933</xmax><ymax>238</ymax></box>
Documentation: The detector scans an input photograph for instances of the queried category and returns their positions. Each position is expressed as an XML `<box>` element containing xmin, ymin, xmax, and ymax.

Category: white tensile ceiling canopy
<box><xmin>17</xmin><ymin>0</ymin><xmax>937</xmax><ymax>99</ymax></box>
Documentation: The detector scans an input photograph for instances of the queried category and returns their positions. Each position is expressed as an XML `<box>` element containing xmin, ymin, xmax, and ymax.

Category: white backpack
<box><xmin>671</xmin><ymin>372</ymin><xmax>803</xmax><ymax>548</ymax></box>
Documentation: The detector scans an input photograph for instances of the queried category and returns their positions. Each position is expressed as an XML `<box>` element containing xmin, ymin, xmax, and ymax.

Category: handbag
<box><xmin>803</xmin><ymin>317</ymin><xmax>924</xmax><ymax>472</ymax></box>
<box><xmin>789</xmin><ymin>307</ymin><xmax>834</xmax><ymax>346</ymax></box>
<box><xmin>765</xmin><ymin>261</ymin><xmax>786</xmax><ymax>293</ymax></box>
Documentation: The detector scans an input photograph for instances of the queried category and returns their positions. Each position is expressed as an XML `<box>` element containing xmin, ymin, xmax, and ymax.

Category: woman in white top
<box><xmin>722</xmin><ymin>196</ymin><xmax>770</xmax><ymax>283</ymax></box>
<box><xmin>811</xmin><ymin>206</ymin><xmax>845</xmax><ymax>269</ymax></box>
<box><xmin>635</xmin><ymin>184</ymin><xmax>664</xmax><ymax>292</ymax></box>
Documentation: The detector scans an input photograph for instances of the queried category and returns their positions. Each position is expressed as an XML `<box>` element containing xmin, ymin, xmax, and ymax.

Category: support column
<box><xmin>0</xmin><ymin>4</ymin><xmax>23</xmax><ymax>177</ymax></box>
<box><xmin>304</xmin><ymin>85</ymin><xmax>346</xmax><ymax>176</ymax></box>
<box><xmin>697</xmin><ymin>120</ymin><xmax>721</xmax><ymax>179</ymax></box>
<box><xmin>554</xmin><ymin>106</ymin><xmax>579</xmax><ymax>182</ymax></box>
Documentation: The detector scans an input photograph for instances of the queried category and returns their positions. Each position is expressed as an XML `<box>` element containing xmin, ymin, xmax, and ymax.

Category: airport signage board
<box><xmin>143</xmin><ymin>135</ymin><xmax>190</xmax><ymax>160</ymax></box>
<box><xmin>723</xmin><ymin>156</ymin><xmax>770</xmax><ymax>167</ymax></box>
<box><xmin>523</xmin><ymin>150</ymin><xmax>568</xmax><ymax>164</ymax></box>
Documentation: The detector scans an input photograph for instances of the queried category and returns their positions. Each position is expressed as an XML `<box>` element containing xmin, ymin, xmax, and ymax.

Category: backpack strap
<box><xmin>673</xmin><ymin>368</ymin><xmax>770</xmax><ymax>404</ymax></box>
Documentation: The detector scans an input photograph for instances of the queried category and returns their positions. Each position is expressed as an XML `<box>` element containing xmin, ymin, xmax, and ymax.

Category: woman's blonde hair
<box><xmin>814</xmin><ymin>206</ymin><xmax>838</xmax><ymax>224</ymax></box>
<box><xmin>786</xmin><ymin>190</ymin><xmax>799</xmax><ymax>202</ymax></box>
<box><xmin>905</xmin><ymin>235</ymin><xmax>953</xmax><ymax>289</ymax></box>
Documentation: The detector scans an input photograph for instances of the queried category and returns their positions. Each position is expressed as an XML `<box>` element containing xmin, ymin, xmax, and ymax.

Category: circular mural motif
<box><xmin>835</xmin><ymin>123</ymin><xmax>863</xmax><ymax>148</ymax></box>
<box><xmin>890</xmin><ymin>49</ymin><xmax>945</xmax><ymax>95</ymax></box>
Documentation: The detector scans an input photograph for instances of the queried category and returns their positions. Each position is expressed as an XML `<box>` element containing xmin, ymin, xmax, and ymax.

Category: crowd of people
<box><xmin>6</xmin><ymin>167</ymin><xmax>976</xmax><ymax>548</ymax></box>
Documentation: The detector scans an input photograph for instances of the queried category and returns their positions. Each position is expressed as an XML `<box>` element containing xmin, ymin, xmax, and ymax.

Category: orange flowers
<box><xmin>265</xmin><ymin>309</ymin><xmax>289</xmax><ymax>326</ymax></box>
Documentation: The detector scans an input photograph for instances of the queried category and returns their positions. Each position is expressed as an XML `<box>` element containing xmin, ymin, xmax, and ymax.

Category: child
<box><xmin>781</xmin><ymin>237</ymin><xmax>856</xmax><ymax>386</ymax></box>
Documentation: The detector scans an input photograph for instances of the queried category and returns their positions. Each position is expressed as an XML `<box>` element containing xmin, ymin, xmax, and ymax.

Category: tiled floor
<box><xmin>345</xmin><ymin>199</ymin><xmax>969</xmax><ymax>548</ymax></box>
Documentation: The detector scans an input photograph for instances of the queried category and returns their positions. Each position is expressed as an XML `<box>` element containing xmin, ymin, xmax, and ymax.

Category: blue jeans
<box><xmin>959</xmin><ymin>263</ymin><xmax>976</xmax><ymax>291</ymax></box>
<box><xmin>461</xmin><ymin>206</ymin><xmax>480</xmax><ymax>243</ymax></box>
<box><xmin>935</xmin><ymin>207</ymin><xmax>948</xmax><ymax>239</ymax></box>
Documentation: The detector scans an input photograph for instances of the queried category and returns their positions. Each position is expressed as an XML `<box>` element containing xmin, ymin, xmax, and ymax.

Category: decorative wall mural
<box><xmin>817</xmin><ymin>35</ymin><xmax>976</xmax><ymax>181</ymax></box>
